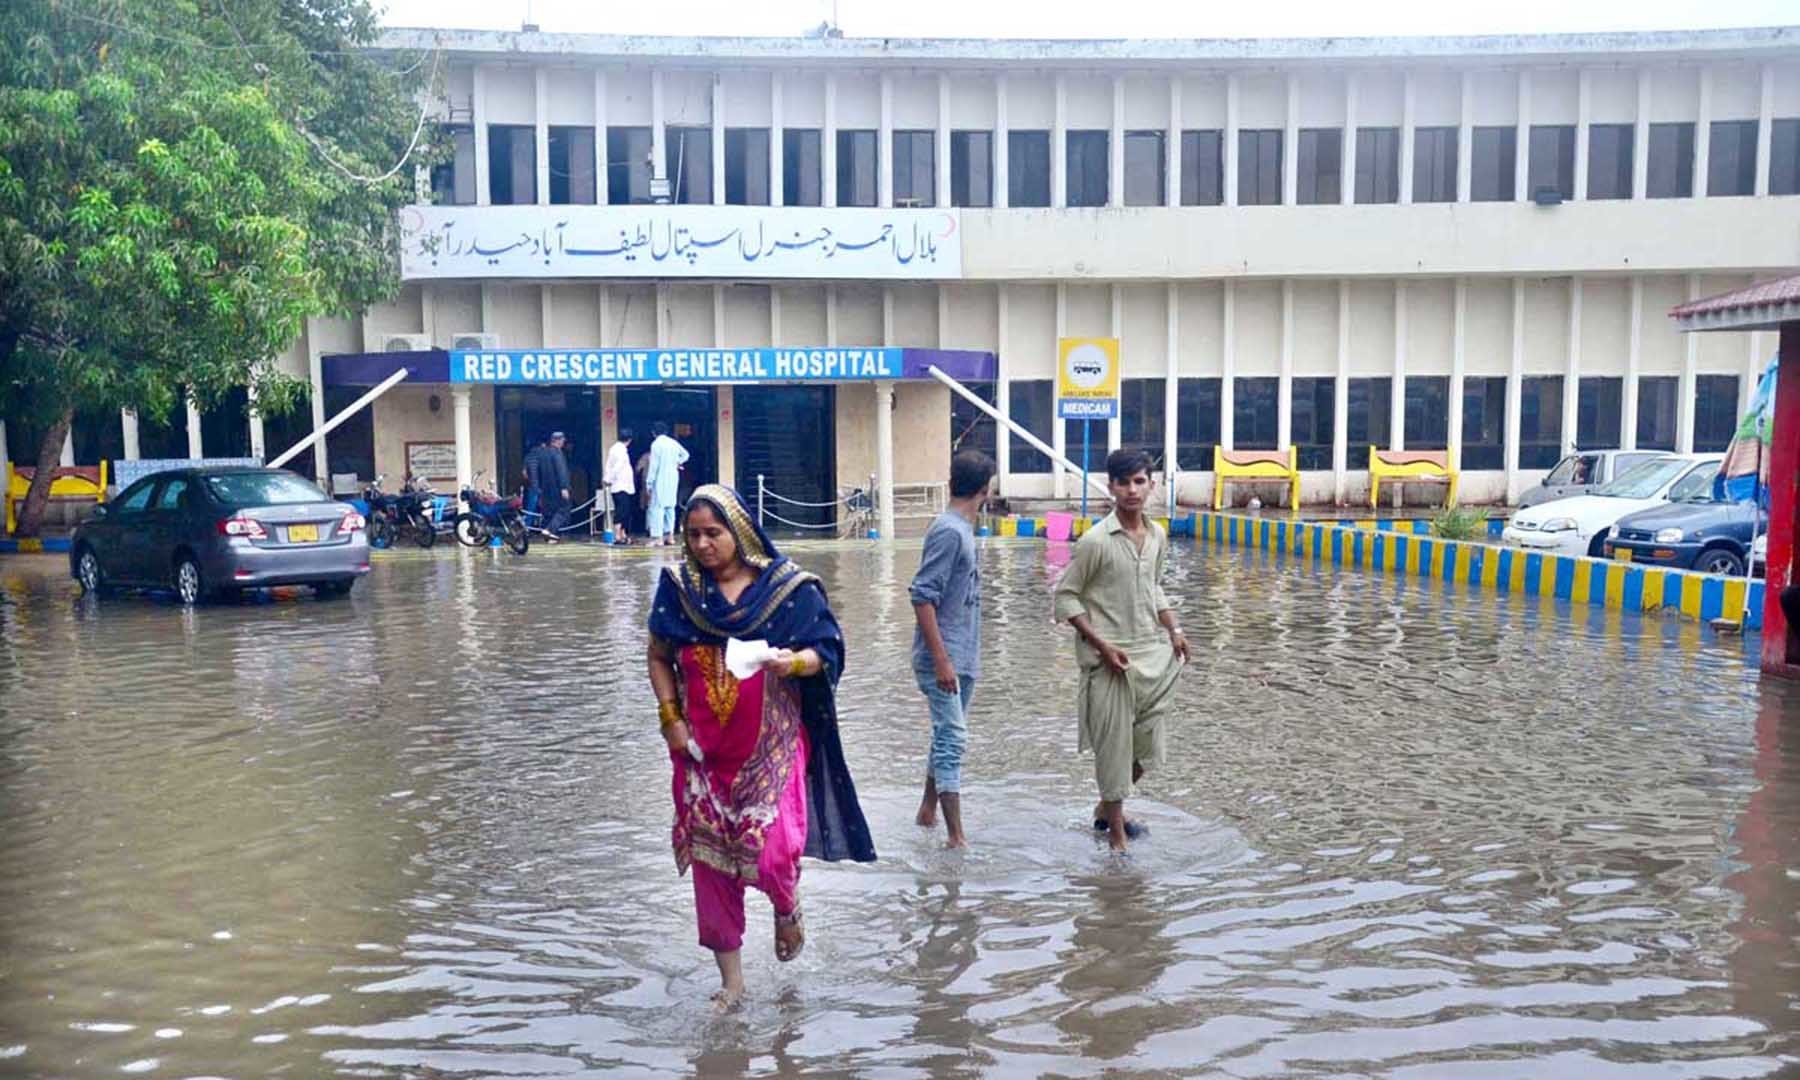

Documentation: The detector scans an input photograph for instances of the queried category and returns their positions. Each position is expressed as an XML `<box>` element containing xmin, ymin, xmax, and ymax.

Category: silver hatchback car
<box><xmin>71</xmin><ymin>467</ymin><xmax>371</xmax><ymax>603</ymax></box>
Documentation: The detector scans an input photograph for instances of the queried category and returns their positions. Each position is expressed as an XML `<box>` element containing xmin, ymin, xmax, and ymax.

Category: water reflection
<box><xmin>0</xmin><ymin>542</ymin><xmax>1791</xmax><ymax>1077</ymax></box>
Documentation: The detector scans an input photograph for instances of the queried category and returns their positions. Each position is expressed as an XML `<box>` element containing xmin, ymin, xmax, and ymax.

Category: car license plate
<box><xmin>288</xmin><ymin>523</ymin><xmax>319</xmax><ymax>543</ymax></box>
<box><xmin>1613</xmin><ymin>547</ymin><xmax>1632</xmax><ymax>563</ymax></box>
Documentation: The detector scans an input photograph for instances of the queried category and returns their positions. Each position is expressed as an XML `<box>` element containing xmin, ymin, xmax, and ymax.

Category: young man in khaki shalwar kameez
<box><xmin>1052</xmin><ymin>448</ymin><xmax>1190</xmax><ymax>852</ymax></box>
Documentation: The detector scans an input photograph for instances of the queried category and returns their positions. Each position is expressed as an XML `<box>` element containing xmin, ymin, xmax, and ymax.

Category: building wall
<box><xmin>371</xmin><ymin>384</ymin><xmax>497</xmax><ymax>490</ymax></box>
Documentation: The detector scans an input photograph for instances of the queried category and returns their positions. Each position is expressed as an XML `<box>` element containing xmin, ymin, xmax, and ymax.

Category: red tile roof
<box><xmin>1671</xmin><ymin>273</ymin><xmax>1800</xmax><ymax>320</ymax></box>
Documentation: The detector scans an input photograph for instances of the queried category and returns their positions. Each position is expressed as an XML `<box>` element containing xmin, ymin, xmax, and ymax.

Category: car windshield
<box><xmin>1595</xmin><ymin>457</ymin><xmax>1689</xmax><ymax>499</ymax></box>
<box><xmin>1668</xmin><ymin>463</ymin><xmax>1721</xmax><ymax>502</ymax></box>
<box><xmin>203</xmin><ymin>472</ymin><xmax>329</xmax><ymax>507</ymax></box>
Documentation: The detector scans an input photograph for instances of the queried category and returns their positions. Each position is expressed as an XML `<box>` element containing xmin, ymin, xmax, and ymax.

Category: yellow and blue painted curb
<box><xmin>1195</xmin><ymin>511</ymin><xmax>1764</xmax><ymax>631</ymax></box>
<box><xmin>0</xmin><ymin>537</ymin><xmax>71</xmax><ymax>554</ymax></box>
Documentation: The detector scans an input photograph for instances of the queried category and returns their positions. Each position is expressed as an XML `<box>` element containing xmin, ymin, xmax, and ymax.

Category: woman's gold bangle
<box><xmin>788</xmin><ymin>653</ymin><xmax>808</xmax><ymax>678</ymax></box>
<box><xmin>658</xmin><ymin>700</ymin><xmax>684</xmax><ymax>730</ymax></box>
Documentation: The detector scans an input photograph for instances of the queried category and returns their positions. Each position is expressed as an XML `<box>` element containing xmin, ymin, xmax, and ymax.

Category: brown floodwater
<box><xmin>0</xmin><ymin>539</ymin><xmax>1794</xmax><ymax>1078</ymax></box>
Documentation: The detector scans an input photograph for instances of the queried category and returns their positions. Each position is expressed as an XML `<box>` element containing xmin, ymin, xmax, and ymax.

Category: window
<box><xmin>1067</xmin><ymin>130</ymin><xmax>1109</xmax><ymax>207</ymax></box>
<box><xmin>950</xmin><ymin>380</ymin><xmax>997</xmax><ymax>464</ymax></box>
<box><xmin>1008</xmin><ymin>130</ymin><xmax>1051</xmax><ymax>207</ymax></box>
<box><xmin>1063</xmin><ymin>415</ymin><xmax>1107</xmax><ymax>470</ymax></box>
<box><xmin>1586</xmin><ymin>124</ymin><xmax>1634</xmax><ymax>200</ymax></box>
<box><xmin>836</xmin><ymin>129</ymin><xmax>878</xmax><ymax>207</ymax></box>
<box><xmin>1405</xmin><ymin>377</ymin><xmax>1450</xmax><ymax>447</ymax></box>
<box><xmin>1297</xmin><ymin>128</ymin><xmax>1342</xmax><ymax>205</ymax></box>
<box><xmin>1709</xmin><ymin>120</ymin><xmax>1757</xmax><ymax>197</ymax></box>
<box><xmin>1528</xmin><ymin>125</ymin><xmax>1576</xmax><ymax>201</ymax></box>
<box><xmin>203</xmin><ymin>472</ymin><xmax>330</xmax><ymax>506</ymax></box>
<box><xmin>1123</xmin><ymin>131</ymin><xmax>1165</xmax><ymax>207</ymax></box>
<box><xmin>430</xmin><ymin>125</ymin><xmax>476</xmax><ymax>205</ymax></box>
<box><xmin>547</xmin><ymin>126</ymin><xmax>596</xmax><ymax>205</ymax></box>
<box><xmin>1637</xmin><ymin>375</ymin><xmax>1679</xmax><ymax>450</ymax></box>
<box><xmin>1647</xmin><ymin>122</ymin><xmax>1695</xmax><ymax>199</ymax></box>
<box><xmin>783</xmin><ymin>129</ymin><xmax>822</xmax><ymax>206</ymax></box>
<box><xmin>154</xmin><ymin>477</ymin><xmax>189</xmax><ymax>511</ymax></box>
<box><xmin>1120</xmin><ymin>379</ymin><xmax>1166</xmax><ymax>455</ymax></box>
<box><xmin>1694</xmin><ymin>375</ymin><xmax>1741</xmax><ymax>452</ymax></box>
<box><xmin>1772</xmin><ymin>118</ymin><xmax>1800</xmax><ymax>196</ymax></box>
<box><xmin>1009</xmin><ymin>380</ymin><xmax>1053</xmax><ymax>473</ymax></box>
<box><xmin>725</xmin><ymin>128</ymin><xmax>770</xmax><ymax>206</ymax></box>
<box><xmin>1519</xmin><ymin>376</ymin><xmax>1564</xmax><ymax>469</ymax></box>
<box><xmin>114</xmin><ymin>479</ymin><xmax>158</xmax><ymax>515</ymax></box>
<box><xmin>1462</xmin><ymin>377</ymin><xmax>1507</xmax><ymax>469</ymax></box>
<box><xmin>1577</xmin><ymin>377</ymin><xmax>1623</xmax><ymax>449</ymax></box>
<box><xmin>1181</xmin><ymin>130</ymin><xmax>1223</xmax><ymax>206</ymax></box>
<box><xmin>893</xmin><ymin>130</ymin><xmax>935</xmax><ymax>206</ymax></box>
<box><xmin>1348</xmin><ymin>377</ymin><xmax>1392</xmax><ymax>454</ymax></box>
<box><xmin>1412</xmin><ymin>127</ymin><xmax>1458</xmax><ymax>203</ymax></box>
<box><xmin>1355</xmin><ymin>127</ymin><xmax>1400</xmax><ymax>204</ymax></box>
<box><xmin>1234</xmin><ymin>377</ymin><xmax>1279</xmax><ymax>449</ymax></box>
<box><xmin>1176</xmin><ymin>378</ymin><xmax>1222</xmax><ymax>470</ymax></box>
<box><xmin>666</xmin><ymin>126</ymin><xmax>712</xmax><ymax>204</ymax></box>
<box><xmin>1238</xmin><ymin>129</ymin><xmax>1282</xmax><ymax>206</ymax></box>
<box><xmin>1292</xmin><ymin>377</ymin><xmax>1335</xmax><ymax>470</ymax></box>
<box><xmin>1471</xmin><ymin>126</ymin><xmax>1516</xmax><ymax>202</ymax></box>
<box><xmin>199</xmin><ymin>388</ymin><xmax>249</xmax><ymax>459</ymax></box>
<box><xmin>1546</xmin><ymin>453</ymin><xmax>1603</xmax><ymax>486</ymax></box>
<box><xmin>607</xmin><ymin>127</ymin><xmax>653</xmax><ymax>204</ymax></box>
<box><xmin>487</xmin><ymin>124</ymin><xmax>535</xmax><ymax>205</ymax></box>
<box><xmin>950</xmin><ymin>131</ymin><xmax>993</xmax><ymax>208</ymax></box>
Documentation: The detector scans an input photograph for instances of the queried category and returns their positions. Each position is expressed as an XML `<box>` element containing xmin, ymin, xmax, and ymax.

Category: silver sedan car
<box><xmin>71</xmin><ymin>467</ymin><xmax>371</xmax><ymax>603</ymax></box>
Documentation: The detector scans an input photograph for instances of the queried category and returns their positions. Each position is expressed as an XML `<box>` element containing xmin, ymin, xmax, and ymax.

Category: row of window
<box><xmin>435</xmin><ymin>118</ymin><xmax>1800</xmax><ymax>208</ymax></box>
<box><xmin>949</xmin><ymin>374</ymin><xmax>1742</xmax><ymax>474</ymax></box>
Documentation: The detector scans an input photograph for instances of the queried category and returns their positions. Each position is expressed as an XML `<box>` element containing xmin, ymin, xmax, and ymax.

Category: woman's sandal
<box><xmin>774</xmin><ymin>906</ymin><xmax>805</xmax><ymax>962</ymax></box>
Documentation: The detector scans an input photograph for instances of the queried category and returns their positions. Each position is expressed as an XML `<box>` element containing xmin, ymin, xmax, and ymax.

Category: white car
<box><xmin>1502</xmin><ymin>454</ymin><xmax>1723</xmax><ymax>559</ymax></box>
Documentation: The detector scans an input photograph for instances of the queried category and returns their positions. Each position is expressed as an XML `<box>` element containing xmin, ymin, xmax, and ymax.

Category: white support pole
<box><xmin>594</xmin><ymin>70</ymin><xmax>609</xmax><ymax>206</ymax></box>
<box><xmin>1053</xmin><ymin>282</ymin><xmax>1068</xmax><ymax>500</ymax></box>
<box><xmin>269</xmin><ymin>367</ymin><xmax>412</xmax><ymax>471</ymax></box>
<box><xmin>929</xmin><ymin>367</ymin><xmax>1110</xmax><ymax>498</ymax></box>
<box><xmin>0</xmin><ymin>421</ymin><xmax>8</xmax><ymax>496</ymax></box>
<box><xmin>1514</xmin><ymin>69</ymin><xmax>1532</xmax><ymax>204</ymax></box>
<box><xmin>1506</xmin><ymin>278</ymin><xmax>1525</xmax><ymax>501</ymax></box>
<box><xmin>1574</xmin><ymin>68</ymin><xmax>1591</xmax><ymax>201</ymax></box>
<box><xmin>1633</xmin><ymin>68</ymin><xmax>1652</xmax><ymax>200</ymax></box>
<box><xmin>878</xmin><ymin>73</ymin><xmax>894</xmax><ymax>209</ymax></box>
<box><xmin>1167</xmin><ymin>76</ymin><xmax>1182</xmax><ymax>209</ymax></box>
<box><xmin>650</xmin><ymin>70</ymin><xmax>667</xmax><ymax>190</ymax></box>
<box><xmin>1564</xmin><ymin>276</ymin><xmax>1582</xmax><ymax>454</ymax></box>
<box><xmin>1450</xmin><ymin>279</ymin><xmax>1467</xmax><ymax>470</ymax></box>
<box><xmin>875</xmin><ymin>380</ymin><xmax>895</xmax><ymax>538</ymax></box>
<box><xmin>1679</xmin><ymin>274</ymin><xmax>1700</xmax><ymax>452</ymax></box>
<box><xmin>1277</xmin><ymin>279</ymin><xmax>1294</xmax><ymax>449</ymax></box>
<box><xmin>1334</xmin><ymin>279</ymin><xmax>1350</xmax><ymax>503</ymax></box>
<box><xmin>1694</xmin><ymin>67</ymin><xmax>1712</xmax><ymax>199</ymax></box>
<box><xmin>60</xmin><ymin>428</ymin><xmax>75</xmax><ymax>468</ymax></box>
<box><xmin>1109</xmin><ymin>75</ymin><xmax>1125</xmax><ymax>208</ymax></box>
<box><xmin>996</xmin><ymin>284</ymin><xmax>1011</xmax><ymax>488</ymax></box>
<box><xmin>770</xmin><ymin>74</ymin><xmax>784</xmax><ymax>207</ymax></box>
<box><xmin>1282</xmin><ymin>73</ymin><xmax>1299</xmax><ymax>207</ymax></box>
<box><xmin>1457</xmin><ymin>71</ymin><xmax>1474</xmax><ymax>203</ymax></box>
<box><xmin>248</xmin><ymin>384</ymin><xmax>266</xmax><ymax>463</ymax></box>
<box><xmin>452</xmin><ymin>386</ymin><xmax>473</xmax><ymax>504</ymax></box>
<box><xmin>1223</xmin><ymin>74</ymin><xmax>1239</xmax><ymax>207</ymax></box>
<box><xmin>1392</xmin><ymin>280</ymin><xmax>1408</xmax><ymax>451</ymax></box>
<box><xmin>185</xmin><ymin>398</ymin><xmax>203</xmax><ymax>460</ymax></box>
<box><xmin>1756</xmin><ymin>64</ymin><xmax>1774</xmax><ymax>198</ymax></box>
<box><xmin>937</xmin><ymin>74</ymin><xmax>952</xmax><ymax>208</ymax></box>
<box><xmin>121</xmin><ymin>409</ymin><xmax>141</xmax><ymax>461</ymax></box>
<box><xmin>473</xmin><ymin>65</ymin><xmax>490</xmax><ymax>206</ymax></box>
<box><xmin>1745</xmin><ymin>330</ymin><xmax>1764</xmax><ymax>416</ymax></box>
<box><xmin>712</xmin><ymin>74</ymin><xmax>727</xmax><ymax>206</ymax></box>
<box><xmin>823</xmin><ymin>74</ymin><xmax>838</xmax><ymax>207</ymax></box>
<box><xmin>1052</xmin><ymin>74</ymin><xmax>1068</xmax><ymax>209</ymax></box>
<box><xmin>1399</xmin><ymin>72</ymin><xmax>1416</xmax><ymax>205</ymax></box>
<box><xmin>1109</xmin><ymin>284</ymin><xmax>1123</xmax><ymax>451</ymax></box>
<box><xmin>1342</xmin><ymin>73</ymin><xmax>1358</xmax><ymax>206</ymax></box>
<box><xmin>1624</xmin><ymin>277</ymin><xmax>1643</xmax><ymax>449</ymax></box>
<box><xmin>1164</xmin><ymin>281</ymin><xmax>1180</xmax><ymax>512</ymax></box>
<box><xmin>994</xmin><ymin>74</ymin><xmax>1010</xmax><ymax>209</ymax></box>
<box><xmin>534</xmin><ymin>67</ymin><xmax>550</xmax><ymax>206</ymax></box>
<box><xmin>307</xmin><ymin>320</ymin><xmax>328</xmax><ymax>478</ymax></box>
<box><xmin>1220</xmin><ymin>279</ymin><xmax>1236</xmax><ymax>450</ymax></box>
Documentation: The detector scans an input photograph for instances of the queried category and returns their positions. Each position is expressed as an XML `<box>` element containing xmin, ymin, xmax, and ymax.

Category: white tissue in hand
<box><xmin>725</xmin><ymin>637</ymin><xmax>774</xmax><ymax>680</ymax></box>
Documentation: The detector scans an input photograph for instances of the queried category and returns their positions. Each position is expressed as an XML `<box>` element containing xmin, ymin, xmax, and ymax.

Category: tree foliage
<box><xmin>0</xmin><ymin>0</ymin><xmax>431</xmax><ymax>533</ymax></box>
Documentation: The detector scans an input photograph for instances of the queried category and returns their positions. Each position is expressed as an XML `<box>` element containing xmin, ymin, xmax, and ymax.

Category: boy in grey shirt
<box><xmin>911</xmin><ymin>451</ymin><xmax>996</xmax><ymax>848</ymax></box>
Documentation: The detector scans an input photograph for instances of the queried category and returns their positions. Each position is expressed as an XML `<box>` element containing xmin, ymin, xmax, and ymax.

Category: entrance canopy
<box><xmin>323</xmin><ymin>347</ymin><xmax>996</xmax><ymax>388</ymax></box>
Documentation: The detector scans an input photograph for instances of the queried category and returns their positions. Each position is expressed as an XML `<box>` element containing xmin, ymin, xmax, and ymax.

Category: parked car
<box><xmin>70</xmin><ymin>467</ymin><xmax>370</xmax><ymax>604</ymax></box>
<box><xmin>1515</xmin><ymin>449</ymin><xmax>1666</xmax><ymax>510</ymax></box>
<box><xmin>1604</xmin><ymin>482</ymin><xmax>1766</xmax><ymax>575</ymax></box>
<box><xmin>1502</xmin><ymin>454</ymin><xmax>1722</xmax><ymax>559</ymax></box>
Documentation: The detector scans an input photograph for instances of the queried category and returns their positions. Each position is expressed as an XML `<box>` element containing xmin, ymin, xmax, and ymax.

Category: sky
<box><xmin>375</xmin><ymin>0</ymin><xmax>1799</xmax><ymax>39</ymax></box>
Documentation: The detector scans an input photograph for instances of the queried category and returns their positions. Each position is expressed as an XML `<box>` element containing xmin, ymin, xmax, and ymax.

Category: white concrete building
<box><xmin>49</xmin><ymin>26</ymin><xmax>1800</xmax><ymax>519</ymax></box>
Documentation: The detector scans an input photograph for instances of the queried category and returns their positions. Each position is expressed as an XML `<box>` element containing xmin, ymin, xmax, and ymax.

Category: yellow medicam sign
<box><xmin>1056</xmin><ymin>337</ymin><xmax>1120</xmax><ymax>419</ymax></box>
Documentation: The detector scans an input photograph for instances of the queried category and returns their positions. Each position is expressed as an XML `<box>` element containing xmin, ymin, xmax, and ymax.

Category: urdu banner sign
<box><xmin>399</xmin><ymin>204</ymin><xmax>963</xmax><ymax>281</ymax></box>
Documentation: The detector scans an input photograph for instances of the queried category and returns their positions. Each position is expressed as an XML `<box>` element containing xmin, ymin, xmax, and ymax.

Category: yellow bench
<box><xmin>5</xmin><ymin>462</ymin><xmax>109</xmax><ymax>534</ymax></box>
<box><xmin>1368</xmin><ymin>448</ymin><xmax>1457</xmax><ymax>508</ymax></box>
<box><xmin>1213</xmin><ymin>446</ymin><xmax>1300</xmax><ymax>510</ymax></box>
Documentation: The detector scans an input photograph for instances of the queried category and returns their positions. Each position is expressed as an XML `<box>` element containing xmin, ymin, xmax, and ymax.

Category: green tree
<box><xmin>0</xmin><ymin>0</ymin><xmax>432</xmax><ymax>535</ymax></box>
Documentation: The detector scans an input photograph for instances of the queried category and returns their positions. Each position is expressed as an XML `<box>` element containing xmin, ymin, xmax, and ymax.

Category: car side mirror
<box><xmin>88</xmin><ymin>505</ymin><xmax>108</xmax><ymax>521</ymax></box>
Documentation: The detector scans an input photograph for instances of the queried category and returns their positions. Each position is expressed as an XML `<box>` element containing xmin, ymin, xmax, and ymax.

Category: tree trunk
<box><xmin>13</xmin><ymin>409</ymin><xmax>73</xmax><ymax>539</ymax></box>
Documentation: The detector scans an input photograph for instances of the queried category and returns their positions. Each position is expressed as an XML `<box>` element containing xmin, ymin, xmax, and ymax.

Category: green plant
<box><xmin>1431</xmin><ymin>505</ymin><xmax>1489</xmax><ymax>541</ymax></box>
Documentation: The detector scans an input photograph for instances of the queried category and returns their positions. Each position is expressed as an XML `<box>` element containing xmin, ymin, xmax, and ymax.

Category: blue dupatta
<box><xmin>647</xmin><ymin>485</ymin><xmax>876</xmax><ymax>865</ymax></box>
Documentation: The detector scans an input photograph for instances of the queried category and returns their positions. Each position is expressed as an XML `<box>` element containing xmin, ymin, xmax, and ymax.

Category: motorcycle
<box><xmin>454</xmin><ymin>473</ymin><xmax>530</xmax><ymax>554</ymax></box>
<box><xmin>363</xmin><ymin>474</ymin><xmax>437</xmax><ymax>549</ymax></box>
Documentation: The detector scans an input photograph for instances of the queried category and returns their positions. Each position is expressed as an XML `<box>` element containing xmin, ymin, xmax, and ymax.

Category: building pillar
<box><xmin>1164</xmin><ymin>281</ymin><xmax>1180</xmax><ymax>512</ymax></box>
<box><xmin>770</xmin><ymin>74</ymin><xmax>785</xmax><ymax>207</ymax></box>
<box><xmin>1052</xmin><ymin>74</ymin><xmax>1068</xmax><ymax>209</ymax></box>
<box><xmin>0</xmin><ymin>421</ymin><xmax>8</xmax><ymax>498</ymax></box>
<box><xmin>1053</xmin><ymin>282</ymin><xmax>1068</xmax><ymax>500</ymax></box>
<box><xmin>1457</xmin><ymin>71</ymin><xmax>1474</xmax><ymax>203</ymax></box>
<box><xmin>61</xmin><ymin>428</ymin><xmax>75</xmax><ymax>467</ymax></box>
<box><xmin>1220</xmin><ymin>280</ymin><xmax>1236</xmax><ymax>450</ymax></box>
<box><xmin>1506</xmin><ymin>278</ymin><xmax>1525</xmax><ymax>500</ymax></box>
<box><xmin>1399</xmin><ymin>72</ymin><xmax>1416</xmax><ymax>205</ymax></box>
<box><xmin>1392</xmin><ymin>280</ymin><xmax>1408</xmax><ymax>450</ymax></box>
<box><xmin>1514</xmin><ymin>69</ymin><xmax>1532</xmax><ymax>204</ymax></box>
<box><xmin>1679</xmin><ymin>274</ymin><xmax>1700</xmax><ymax>452</ymax></box>
<box><xmin>534</xmin><ymin>67</ymin><xmax>550</xmax><ymax>206</ymax></box>
<box><xmin>186</xmin><ymin>398</ymin><xmax>203</xmax><ymax>460</ymax></box>
<box><xmin>712</xmin><ymin>75</ymin><xmax>727</xmax><ymax>206</ymax></box>
<box><xmin>1342</xmin><ymin>73</ymin><xmax>1358</xmax><ymax>206</ymax></box>
<box><xmin>594</xmin><ymin>70</ymin><xmax>609</xmax><ymax>205</ymax></box>
<box><xmin>248</xmin><ymin>384</ymin><xmax>266</xmax><ymax>462</ymax></box>
<box><xmin>875</xmin><ymin>380</ymin><xmax>895</xmax><ymax>539</ymax></box>
<box><xmin>307</xmin><ymin>320</ymin><xmax>329</xmax><ymax>480</ymax></box>
<box><xmin>1450</xmin><ymin>279</ymin><xmax>1467</xmax><ymax>471</ymax></box>
<box><xmin>1223</xmin><ymin>74</ymin><xmax>1239</xmax><ymax>207</ymax></box>
<box><xmin>878</xmin><ymin>73</ymin><xmax>894</xmax><ymax>209</ymax></box>
<box><xmin>1108</xmin><ymin>284</ymin><xmax>1123</xmax><ymax>451</ymax></box>
<box><xmin>1624</xmin><ymin>277</ymin><xmax>1643</xmax><ymax>449</ymax></box>
<box><xmin>937</xmin><ymin>74</ymin><xmax>952</xmax><ymax>208</ymax></box>
<box><xmin>453</xmin><ymin>387</ymin><xmax>473</xmax><ymax>506</ymax></box>
<box><xmin>651</xmin><ymin>70</ymin><xmax>667</xmax><ymax>191</ymax></box>
<box><xmin>716</xmin><ymin>385</ymin><xmax>735</xmax><ymax>490</ymax></box>
<box><xmin>1277</xmin><ymin>279</ymin><xmax>1294</xmax><ymax>448</ymax></box>
<box><xmin>996</xmin><ymin>285</ymin><xmax>1011</xmax><ymax>491</ymax></box>
<box><xmin>1109</xmin><ymin>76</ymin><xmax>1125</xmax><ymax>208</ymax></box>
<box><xmin>473</xmin><ymin>65</ymin><xmax>490</xmax><ymax>206</ymax></box>
<box><xmin>1167</xmin><ymin>77</ymin><xmax>1183</xmax><ymax>209</ymax></box>
<box><xmin>1564</xmin><ymin>277</ymin><xmax>1582</xmax><ymax>454</ymax></box>
<box><xmin>1756</xmin><ymin>64</ymin><xmax>1775</xmax><ymax>198</ymax></box>
<box><xmin>1633</xmin><ymin>68</ymin><xmax>1652</xmax><ymax>200</ymax></box>
<box><xmin>121</xmin><ymin>409</ymin><xmax>141</xmax><ymax>460</ymax></box>
<box><xmin>1574</xmin><ymin>68</ymin><xmax>1592</xmax><ymax>200</ymax></box>
<box><xmin>994</xmin><ymin>75</ymin><xmax>1010</xmax><ymax>209</ymax></box>
<box><xmin>1282</xmin><ymin>74</ymin><xmax>1299</xmax><ymax>206</ymax></box>
<box><xmin>1334</xmin><ymin>279</ymin><xmax>1350</xmax><ymax>503</ymax></box>
<box><xmin>823</xmin><ymin>74</ymin><xmax>838</xmax><ymax>207</ymax></box>
<box><xmin>1694</xmin><ymin>67</ymin><xmax>1712</xmax><ymax>199</ymax></box>
<box><xmin>1746</xmin><ymin>330</ymin><xmax>1766</xmax><ymax>416</ymax></box>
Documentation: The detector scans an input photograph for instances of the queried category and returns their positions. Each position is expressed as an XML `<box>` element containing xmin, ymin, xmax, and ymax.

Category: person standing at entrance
<box><xmin>530</xmin><ymin>432</ymin><xmax>573</xmax><ymax>544</ymax></box>
<box><xmin>605</xmin><ymin>427</ymin><xmax>637</xmax><ymax>545</ymax></box>
<box><xmin>910</xmin><ymin>451</ymin><xmax>995</xmax><ymax>849</ymax></box>
<box><xmin>1051</xmin><ymin>448</ymin><xmax>1190</xmax><ymax>853</ymax></box>
<box><xmin>646</xmin><ymin>421</ymin><xmax>689</xmax><ymax>546</ymax></box>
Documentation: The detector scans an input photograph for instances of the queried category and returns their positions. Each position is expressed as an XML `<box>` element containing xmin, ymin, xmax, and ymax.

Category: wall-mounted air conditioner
<box><xmin>451</xmin><ymin>332</ymin><xmax>499</xmax><ymax>352</ymax></box>
<box><xmin>383</xmin><ymin>333</ymin><xmax>430</xmax><ymax>352</ymax></box>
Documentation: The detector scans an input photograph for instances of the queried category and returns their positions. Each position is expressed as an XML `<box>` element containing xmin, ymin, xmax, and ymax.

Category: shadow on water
<box><xmin>0</xmin><ymin>541</ymin><xmax>1793</xmax><ymax>1077</ymax></box>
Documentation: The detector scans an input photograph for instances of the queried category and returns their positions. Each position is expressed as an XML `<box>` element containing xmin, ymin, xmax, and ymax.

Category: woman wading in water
<box><xmin>646</xmin><ymin>486</ymin><xmax>876</xmax><ymax>1007</ymax></box>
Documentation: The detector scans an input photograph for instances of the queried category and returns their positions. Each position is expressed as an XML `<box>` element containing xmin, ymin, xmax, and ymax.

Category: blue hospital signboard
<box><xmin>450</xmin><ymin>347</ymin><xmax>904</xmax><ymax>385</ymax></box>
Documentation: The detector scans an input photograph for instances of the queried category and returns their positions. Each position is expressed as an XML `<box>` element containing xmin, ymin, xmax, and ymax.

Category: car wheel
<box><xmin>314</xmin><ymin>578</ymin><xmax>354</xmax><ymax>599</ymax></box>
<box><xmin>453</xmin><ymin>514</ymin><xmax>487</xmax><ymax>547</ymax></box>
<box><xmin>174</xmin><ymin>555</ymin><xmax>206</xmax><ymax>606</ymax></box>
<box><xmin>1696</xmin><ymin>549</ymin><xmax>1745</xmax><ymax>576</ymax></box>
<box><xmin>76</xmin><ymin>548</ymin><xmax>106</xmax><ymax>595</ymax></box>
<box><xmin>1587</xmin><ymin>532</ymin><xmax>1611</xmax><ymax>558</ymax></box>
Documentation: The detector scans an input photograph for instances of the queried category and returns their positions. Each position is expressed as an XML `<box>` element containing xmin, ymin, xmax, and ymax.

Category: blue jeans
<box><xmin>916</xmin><ymin>670</ymin><xmax>975</xmax><ymax>793</ymax></box>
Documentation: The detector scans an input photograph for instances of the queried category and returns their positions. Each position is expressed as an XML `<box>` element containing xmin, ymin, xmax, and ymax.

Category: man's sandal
<box><xmin>774</xmin><ymin>906</ymin><xmax>805</xmax><ymax>962</ymax></box>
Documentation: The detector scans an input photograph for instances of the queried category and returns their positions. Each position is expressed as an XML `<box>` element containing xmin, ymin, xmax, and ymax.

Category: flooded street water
<box><xmin>0</xmin><ymin>538</ymin><xmax>1795</xmax><ymax>1078</ymax></box>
